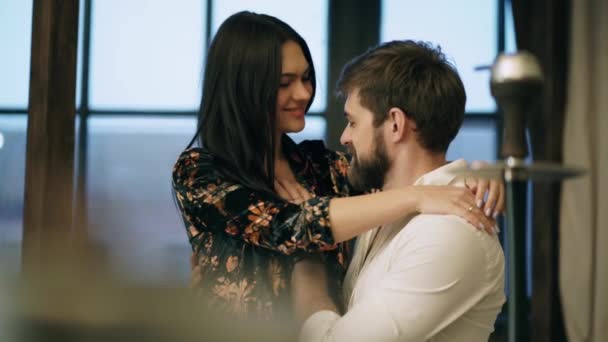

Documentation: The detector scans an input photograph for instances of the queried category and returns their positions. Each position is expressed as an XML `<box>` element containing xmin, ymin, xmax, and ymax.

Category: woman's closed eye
<box><xmin>280</xmin><ymin>78</ymin><xmax>291</xmax><ymax>87</ymax></box>
<box><xmin>280</xmin><ymin>71</ymin><xmax>311</xmax><ymax>88</ymax></box>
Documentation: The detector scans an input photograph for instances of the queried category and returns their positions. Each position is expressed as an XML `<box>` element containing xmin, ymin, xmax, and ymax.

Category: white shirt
<box><xmin>300</xmin><ymin>160</ymin><xmax>506</xmax><ymax>342</ymax></box>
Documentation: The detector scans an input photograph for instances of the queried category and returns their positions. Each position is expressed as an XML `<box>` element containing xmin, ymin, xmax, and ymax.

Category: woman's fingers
<box><xmin>483</xmin><ymin>179</ymin><xmax>501</xmax><ymax>217</ymax></box>
<box><xmin>446</xmin><ymin>186</ymin><xmax>496</xmax><ymax>234</ymax></box>
<box><xmin>490</xmin><ymin>180</ymin><xmax>505</xmax><ymax>218</ymax></box>
<box><xmin>474</xmin><ymin>178</ymin><xmax>490</xmax><ymax>209</ymax></box>
<box><xmin>417</xmin><ymin>186</ymin><xmax>497</xmax><ymax>234</ymax></box>
<box><xmin>465</xmin><ymin>177</ymin><xmax>478</xmax><ymax>194</ymax></box>
<box><xmin>459</xmin><ymin>199</ymin><xmax>496</xmax><ymax>234</ymax></box>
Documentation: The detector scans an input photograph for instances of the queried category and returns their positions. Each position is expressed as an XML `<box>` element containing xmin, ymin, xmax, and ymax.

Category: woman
<box><xmin>172</xmin><ymin>11</ymin><xmax>502</xmax><ymax>320</ymax></box>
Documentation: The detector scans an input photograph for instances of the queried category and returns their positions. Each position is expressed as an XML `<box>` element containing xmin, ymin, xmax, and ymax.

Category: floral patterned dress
<box><xmin>172</xmin><ymin>136</ymin><xmax>353</xmax><ymax>321</ymax></box>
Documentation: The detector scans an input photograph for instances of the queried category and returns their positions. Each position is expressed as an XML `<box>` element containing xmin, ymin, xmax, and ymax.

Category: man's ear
<box><xmin>387</xmin><ymin>107</ymin><xmax>415</xmax><ymax>142</ymax></box>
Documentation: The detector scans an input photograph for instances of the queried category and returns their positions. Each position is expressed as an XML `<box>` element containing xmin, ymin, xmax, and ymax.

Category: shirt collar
<box><xmin>413</xmin><ymin>159</ymin><xmax>468</xmax><ymax>186</ymax></box>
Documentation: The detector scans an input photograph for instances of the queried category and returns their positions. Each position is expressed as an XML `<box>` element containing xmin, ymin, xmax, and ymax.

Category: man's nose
<box><xmin>340</xmin><ymin>128</ymin><xmax>351</xmax><ymax>146</ymax></box>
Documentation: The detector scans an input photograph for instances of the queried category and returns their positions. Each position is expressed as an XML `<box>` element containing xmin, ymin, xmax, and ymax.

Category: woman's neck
<box><xmin>274</xmin><ymin>133</ymin><xmax>296</xmax><ymax>180</ymax></box>
<box><xmin>275</xmin><ymin>132</ymin><xmax>285</xmax><ymax>162</ymax></box>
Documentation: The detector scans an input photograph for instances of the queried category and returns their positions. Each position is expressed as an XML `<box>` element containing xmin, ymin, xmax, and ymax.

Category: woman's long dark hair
<box><xmin>188</xmin><ymin>11</ymin><xmax>316</xmax><ymax>196</ymax></box>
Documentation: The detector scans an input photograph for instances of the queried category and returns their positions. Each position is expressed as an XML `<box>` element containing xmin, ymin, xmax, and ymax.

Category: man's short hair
<box><xmin>337</xmin><ymin>40</ymin><xmax>466</xmax><ymax>154</ymax></box>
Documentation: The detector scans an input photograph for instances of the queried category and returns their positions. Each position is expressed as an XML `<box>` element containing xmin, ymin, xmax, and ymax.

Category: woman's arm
<box><xmin>320</xmin><ymin>147</ymin><xmax>498</xmax><ymax>242</ymax></box>
<box><xmin>174</xmin><ymin>149</ymin><xmax>494</xmax><ymax>255</ymax></box>
<box><xmin>328</xmin><ymin>185</ymin><xmax>492</xmax><ymax>243</ymax></box>
<box><xmin>173</xmin><ymin>149</ymin><xmax>340</xmax><ymax>254</ymax></box>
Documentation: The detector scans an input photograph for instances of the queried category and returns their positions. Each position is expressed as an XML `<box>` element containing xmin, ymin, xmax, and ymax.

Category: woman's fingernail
<box><xmin>492</xmin><ymin>211</ymin><xmax>499</xmax><ymax>219</ymax></box>
<box><xmin>477</xmin><ymin>200</ymin><xmax>483</xmax><ymax>208</ymax></box>
<box><xmin>479</xmin><ymin>222</ymin><xmax>486</xmax><ymax>231</ymax></box>
<box><xmin>485</xmin><ymin>208</ymin><xmax>492</xmax><ymax>216</ymax></box>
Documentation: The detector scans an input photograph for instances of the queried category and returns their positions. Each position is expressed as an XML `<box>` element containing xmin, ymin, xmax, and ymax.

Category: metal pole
<box><xmin>492</xmin><ymin>52</ymin><xmax>543</xmax><ymax>342</ymax></box>
<box><xmin>506</xmin><ymin>176</ymin><xmax>528</xmax><ymax>342</ymax></box>
<box><xmin>454</xmin><ymin>51</ymin><xmax>585</xmax><ymax>342</ymax></box>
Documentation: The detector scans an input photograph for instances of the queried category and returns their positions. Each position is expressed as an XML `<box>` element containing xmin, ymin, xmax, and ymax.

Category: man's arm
<box><xmin>299</xmin><ymin>216</ymin><xmax>497</xmax><ymax>342</ymax></box>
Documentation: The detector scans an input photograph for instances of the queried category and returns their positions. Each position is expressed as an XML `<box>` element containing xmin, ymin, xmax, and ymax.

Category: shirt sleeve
<box><xmin>172</xmin><ymin>149</ymin><xmax>338</xmax><ymax>255</ymax></box>
<box><xmin>299</xmin><ymin>216</ymin><xmax>492</xmax><ymax>342</ymax></box>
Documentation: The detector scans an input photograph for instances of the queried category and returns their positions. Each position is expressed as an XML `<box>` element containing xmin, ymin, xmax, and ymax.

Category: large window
<box><xmin>83</xmin><ymin>1</ymin><xmax>330</xmax><ymax>284</ymax></box>
<box><xmin>0</xmin><ymin>0</ymin><xmax>33</xmax><ymax>276</ymax></box>
<box><xmin>382</xmin><ymin>0</ymin><xmax>498</xmax><ymax>113</ymax></box>
<box><xmin>0</xmin><ymin>115</ymin><xmax>27</xmax><ymax>275</ymax></box>
<box><xmin>89</xmin><ymin>0</ymin><xmax>205</xmax><ymax>110</ymax></box>
<box><xmin>0</xmin><ymin>0</ymin><xmax>512</xmax><ymax>285</ymax></box>
<box><xmin>381</xmin><ymin>0</ymin><xmax>511</xmax><ymax>163</ymax></box>
<box><xmin>0</xmin><ymin>1</ymin><xmax>32</xmax><ymax>108</ymax></box>
<box><xmin>85</xmin><ymin>116</ymin><xmax>196</xmax><ymax>284</ymax></box>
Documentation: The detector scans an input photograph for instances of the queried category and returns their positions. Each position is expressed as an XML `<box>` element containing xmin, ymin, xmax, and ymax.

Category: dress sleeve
<box><xmin>326</xmin><ymin>149</ymin><xmax>352</xmax><ymax>197</ymax></box>
<box><xmin>297</xmin><ymin>139</ymin><xmax>353</xmax><ymax>198</ymax></box>
<box><xmin>172</xmin><ymin>149</ymin><xmax>338</xmax><ymax>255</ymax></box>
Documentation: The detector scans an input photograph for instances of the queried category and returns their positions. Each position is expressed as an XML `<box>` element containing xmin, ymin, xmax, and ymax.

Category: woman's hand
<box><xmin>465</xmin><ymin>161</ymin><xmax>505</xmax><ymax>219</ymax></box>
<box><xmin>413</xmin><ymin>185</ymin><xmax>497</xmax><ymax>234</ymax></box>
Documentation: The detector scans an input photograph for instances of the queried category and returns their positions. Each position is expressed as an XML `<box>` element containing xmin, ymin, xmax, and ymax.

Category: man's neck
<box><xmin>382</xmin><ymin>148</ymin><xmax>447</xmax><ymax>190</ymax></box>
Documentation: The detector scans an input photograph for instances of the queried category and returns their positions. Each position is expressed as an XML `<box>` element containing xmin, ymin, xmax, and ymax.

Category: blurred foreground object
<box><xmin>1</xmin><ymin>255</ymin><xmax>295</xmax><ymax>342</ymax></box>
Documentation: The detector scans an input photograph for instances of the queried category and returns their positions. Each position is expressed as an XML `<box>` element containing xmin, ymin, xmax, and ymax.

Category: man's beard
<box><xmin>347</xmin><ymin>131</ymin><xmax>391</xmax><ymax>192</ymax></box>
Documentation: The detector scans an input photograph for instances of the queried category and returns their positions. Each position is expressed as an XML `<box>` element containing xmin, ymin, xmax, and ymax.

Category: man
<box><xmin>292</xmin><ymin>40</ymin><xmax>505</xmax><ymax>341</ymax></box>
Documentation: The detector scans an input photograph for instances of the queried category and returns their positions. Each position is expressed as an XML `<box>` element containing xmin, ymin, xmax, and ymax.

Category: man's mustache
<box><xmin>347</xmin><ymin>146</ymin><xmax>356</xmax><ymax>161</ymax></box>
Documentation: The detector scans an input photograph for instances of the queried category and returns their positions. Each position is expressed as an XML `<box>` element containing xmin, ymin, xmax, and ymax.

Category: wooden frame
<box><xmin>22</xmin><ymin>0</ymin><xmax>80</xmax><ymax>274</ymax></box>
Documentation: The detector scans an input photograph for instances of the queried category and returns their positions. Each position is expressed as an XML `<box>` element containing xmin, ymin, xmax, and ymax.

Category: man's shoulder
<box><xmin>391</xmin><ymin>214</ymin><xmax>501</xmax><ymax>258</ymax></box>
<box><xmin>385</xmin><ymin>215</ymin><xmax>504</xmax><ymax>290</ymax></box>
<box><xmin>399</xmin><ymin>214</ymin><xmax>477</xmax><ymax>238</ymax></box>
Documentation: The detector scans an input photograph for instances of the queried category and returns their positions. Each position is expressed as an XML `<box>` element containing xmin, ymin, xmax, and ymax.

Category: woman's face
<box><xmin>276</xmin><ymin>40</ymin><xmax>313</xmax><ymax>134</ymax></box>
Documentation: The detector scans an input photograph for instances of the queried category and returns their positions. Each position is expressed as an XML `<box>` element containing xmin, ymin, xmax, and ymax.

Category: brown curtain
<box><xmin>560</xmin><ymin>0</ymin><xmax>608</xmax><ymax>340</ymax></box>
<box><xmin>510</xmin><ymin>0</ymin><xmax>570</xmax><ymax>341</ymax></box>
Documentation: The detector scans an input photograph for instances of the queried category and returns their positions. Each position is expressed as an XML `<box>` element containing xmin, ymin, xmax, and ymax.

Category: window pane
<box><xmin>0</xmin><ymin>115</ymin><xmax>27</xmax><ymax>276</ymax></box>
<box><xmin>212</xmin><ymin>0</ymin><xmax>329</xmax><ymax>112</ymax></box>
<box><xmin>90</xmin><ymin>0</ymin><xmax>206</xmax><ymax>110</ymax></box>
<box><xmin>505</xmin><ymin>0</ymin><xmax>517</xmax><ymax>53</ymax></box>
<box><xmin>75</xmin><ymin>0</ymin><xmax>84</xmax><ymax>108</ymax></box>
<box><xmin>381</xmin><ymin>0</ymin><xmax>497</xmax><ymax>112</ymax></box>
<box><xmin>87</xmin><ymin>116</ymin><xmax>195</xmax><ymax>285</ymax></box>
<box><xmin>0</xmin><ymin>1</ymin><xmax>33</xmax><ymax>108</ymax></box>
<box><xmin>447</xmin><ymin>120</ymin><xmax>497</xmax><ymax>162</ymax></box>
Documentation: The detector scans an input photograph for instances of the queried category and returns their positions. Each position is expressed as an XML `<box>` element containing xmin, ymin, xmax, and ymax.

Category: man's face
<box><xmin>340</xmin><ymin>89</ymin><xmax>391</xmax><ymax>192</ymax></box>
